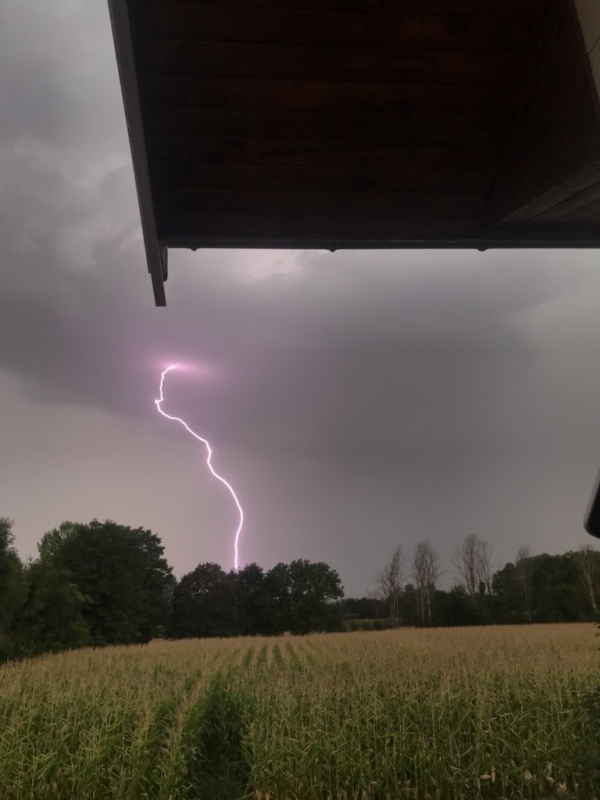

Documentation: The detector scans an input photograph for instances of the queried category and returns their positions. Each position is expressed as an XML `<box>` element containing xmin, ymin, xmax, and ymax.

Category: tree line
<box><xmin>359</xmin><ymin>535</ymin><xmax>600</xmax><ymax>630</ymax></box>
<box><xmin>0</xmin><ymin>518</ymin><xmax>598</xmax><ymax>664</ymax></box>
<box><xmin>0</xmin><ymin>517</ymin><xmax>343</xmax><ymax>663</ymax></box>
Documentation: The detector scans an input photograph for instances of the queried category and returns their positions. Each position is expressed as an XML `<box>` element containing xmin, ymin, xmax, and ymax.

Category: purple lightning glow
<box><xmin>155</xmin><ymin>365</ymin><xmax>244</xmax><ymax>570</ymax></box>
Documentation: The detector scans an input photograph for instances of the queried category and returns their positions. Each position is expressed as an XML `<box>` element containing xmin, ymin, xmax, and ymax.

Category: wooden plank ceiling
<box><xmin>125</xmin><ymin>0</ymin><xmax>600</xmax><ymax>251</ymax></box>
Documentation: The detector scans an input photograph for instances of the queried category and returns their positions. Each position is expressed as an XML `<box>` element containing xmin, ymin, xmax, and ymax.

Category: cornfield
<box><xmin>0</xmin><ymin>624</ymin><xmax>599</xmax><ymax>799</ymax></box>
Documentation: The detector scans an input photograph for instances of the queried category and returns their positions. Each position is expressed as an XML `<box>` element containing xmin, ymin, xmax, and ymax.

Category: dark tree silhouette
<box><xmin>168</xmin><ymin>563</ymin><xmax>238</xmax><ymax>639</ymax></box>
<box><xmin>39</xmin><ymin>519</ymin><xmax>174</xmax><ymax>645</ymax></box>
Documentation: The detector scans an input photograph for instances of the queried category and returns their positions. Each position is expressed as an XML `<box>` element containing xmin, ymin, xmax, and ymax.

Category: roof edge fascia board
<box><xmin>107</xmin><ymin>0</ymin><xmax>167</xmax><ymax>306</ymax></box>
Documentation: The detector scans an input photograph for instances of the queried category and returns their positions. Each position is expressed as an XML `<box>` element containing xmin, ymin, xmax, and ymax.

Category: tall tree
<box><xmin>452</xmin><ymin>534</ymin><xmax>494</xmax><ymax>597</ymax></box>
<box><xmin>230</xmin><ymin>562</ymin><xmax>265</xmax><ymax>635</ymax></box>
<box><xmin>411</xmin><ymin>540</ymin><xmax>441</xmax><ymax>627</ymax></box>
<box><xmin>575</xmin><ymin>545</ymin><xmax>600</xmax><ymax>616</ymax></box>
<box><xmin>434</xmin><ymin>585</ymin><xmax>488</xmax><ymax>627</ymax></box>
<box><xmin>528</xmin><ymin>553</ymin><xmax>580</xmax><ymax>623</ymax></box>
<box><xmin>515</xmin><ymin>545</ymin><xmax>533</xmax><ymax>624</ymax></box>
<box><xmin>259</xmin><ymin>562</ymin><xmax>294</xmax><ymax>635</ymax></box>
<box><xmin>0</xmin><ymin>518</ymin><xmax>26</xmax><ymax>661</ymax></box>
<box><xmin>477</xmin><ymin>539</ymin><xmax>494</xmax><ymax>595</ymax></box>
<box><xmin>39</xmin><ymin>519</ymin><xmax>174</xmax><ymax>645</ymax></box>
<box><xmin>342</xmin><ymin>597</ymin><xmax>385</xmax><ymax>620</ymax></box>
<box><xmin>18</xmin><ymin>560</ymin><xmax>90</xmax><ymax>656</ymax></box>
<box><xmin>492</xmin><ymin>552</ymin><xmax>583</xmax><ymax>624</ymax></box>
<box><xmin>492</xmin><ymin>561</ymin><xmax>525</xmax><ymax>624</ymax></box>
<box><xmin>259</xmin><ymin>560</ymin><xmax>344</xmax><ymax>635</ymax></box>
<box><xmin>168</xmin><ymin>563</ymin><xmax>238</xmax><ymax>639</ymax></box>
<box><xmin>287</xmin><ymin>559</ymin><xmax>344</xmax><ymax>634</ymax></box>
<box><xmin>375</xmin><ymin>545</ymin><xmax>405</xmax><ymax>627</ymax></box>
<box><xmin>452</xmin><ymin>534</ymin><xmax>481</xmax><ymax>597</ymax></box>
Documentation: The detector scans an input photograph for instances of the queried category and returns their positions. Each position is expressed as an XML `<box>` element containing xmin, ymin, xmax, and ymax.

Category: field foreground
<box><xmin>0</xmin><ymin>625</ymin><xmax>599</xmax><ymax>800</ymax></box>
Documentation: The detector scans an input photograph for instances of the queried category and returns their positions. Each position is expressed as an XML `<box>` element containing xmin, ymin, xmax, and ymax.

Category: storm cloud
<box><xmin>1</xmin><ymin>0</ymin><xmax>599</xmax><ymax>592</ymax></box>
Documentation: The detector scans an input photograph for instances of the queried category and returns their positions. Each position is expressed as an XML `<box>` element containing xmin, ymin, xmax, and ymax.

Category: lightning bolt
<box><xmin>155</xmin><ymin>365</ymin><xmax>244</xmax><ymax>571</ymax></box>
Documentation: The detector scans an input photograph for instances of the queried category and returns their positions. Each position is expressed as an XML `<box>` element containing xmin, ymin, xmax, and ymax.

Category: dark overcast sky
<box><xmin>1</xmin><ymin>0</ymin><xmax>599</xmax><ymax>596</ymax></box>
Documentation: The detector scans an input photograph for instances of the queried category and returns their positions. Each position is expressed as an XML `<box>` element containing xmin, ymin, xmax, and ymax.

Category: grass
<box><xmin>0</xmin><ymin>624</ymin><xmax>599</xmax><ymax>799</ymax></box>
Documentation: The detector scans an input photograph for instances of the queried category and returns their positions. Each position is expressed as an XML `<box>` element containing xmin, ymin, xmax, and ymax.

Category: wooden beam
<box><xmin>151</xmin><ymin>136</ymin><xmax>504</xmax><ymax>169</ymax></box>
<box><xmin>130</xmin><ymin>0</ymin><xmax>548</xmax><ymax>18</ymax></box>
<box><xmin>528</xmin><ymin>178</ymin><xmax>600</xmax><ymax>223</ymax></box>
<box><xmin>107</xmin><ymin>0</ymin><xmax>167</xmax><ymax>306</ymax></box>
<box><xmin>142</xmin><ymin>75</ymin><xmax>522</xmax><ymax>115</ymax></box>
<box><xmin>162</xmin><ymin>229</ymin><xmax>600</xmax><ymax>249</ymax></box>
<box><xmin>130</xmin><ymin>5</ymin><xmax>543</xmax><ymax>51</ymax></box>
<box><xmin>157</xmin><ymin>189</ymin><xmax>487</xmax><ymax>216</ymax></box>
<box><xmin>149</xmin><ymin>162</ymin><xmax>497</xmax><ymax>193</ymax></box>
<box><xmin>145</xmin><ymin>107</ymin><xmax>512</xmax><ymax>143</ymax></box>
<box><xmin>489</xmin><ymin>0</ymin><xmax>600</xmax><ymax>227</ymax></box>
<box><xmin>559</xmin><ymin>195</ymin><xmax>600</xmax><ymax>224</ymax></box>
<box><xmin>158</xmin><ymin>211</ymin><xmax>484</xmax><ymax>240</ymax></box>
<box><xmin>138</xmin><ymin>41</ymin><xmax>531</xmax><ymax>85</ymax></box>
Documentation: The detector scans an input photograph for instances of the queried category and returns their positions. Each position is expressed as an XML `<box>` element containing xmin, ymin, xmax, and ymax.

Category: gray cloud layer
<box><xmin>1</xmin><ymin>0</ymin><xmax>599</xmax><ymax>590</ymax></box>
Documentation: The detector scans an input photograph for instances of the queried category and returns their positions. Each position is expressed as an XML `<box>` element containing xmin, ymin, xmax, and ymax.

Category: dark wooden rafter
<box><xmin>136</xmin><ymin>42</ymin><xmax>533</xmax><ymax>85</ymax></box>
<box><xmin>145</xmin><ymin>108</ymin><xmax>514</xmax><ymax>143</ymax></box>
<box><xmin>135</xmin><ymin>0</ymin><xmax>546</xmax><ymax>13</ymax></box>
<box><xmin>489</xmin><ymin>0</ymin><xmax>600</xmax><ymax>227</ymax></box>
<box><xmin>107</xmin><ymin>0</ymin><xmax>168</xmax><ymax>305</ymax></box>
<box><xmin>130</xmin><ymin>5</ymin><xmax>544</xmax><ymax>50</ymax></box>
<box><xmin>109</xmin><ymin>0</ymin><xmax>600</xmax><ymax>305</ymax></box>
<box><xmin>151</xmin><ymin>162</ymin><xmax>498</xmax><ymax>193</ymax></box>
<box><xmin>141</xmin><ymin>77</ymin><xmax>523</xmax><ymax>115</ymax></box>
<box><xmin>155</xmin><ymin>137</ymin><xmax>505</xmax><ymax>168</ymax></box>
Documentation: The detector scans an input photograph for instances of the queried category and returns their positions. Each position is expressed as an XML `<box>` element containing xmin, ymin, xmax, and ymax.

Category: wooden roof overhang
<box><xmin>108</xmin><ymin>0</ymin><xmax>600</xmax><ymax>305</ymax></box>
